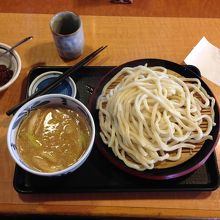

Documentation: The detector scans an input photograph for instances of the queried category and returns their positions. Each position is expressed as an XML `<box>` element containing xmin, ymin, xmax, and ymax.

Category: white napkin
<box><xmin>184</xmin><ymin>37</ymin><xmax>220</xmax><ymax>86</ymax></box>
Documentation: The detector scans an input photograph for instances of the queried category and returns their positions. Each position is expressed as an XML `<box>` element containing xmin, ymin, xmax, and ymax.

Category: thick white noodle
<box><xmin>96</xmin><ymin>65</ymin><xmax>216</xmax><ymax>170</ymax></box>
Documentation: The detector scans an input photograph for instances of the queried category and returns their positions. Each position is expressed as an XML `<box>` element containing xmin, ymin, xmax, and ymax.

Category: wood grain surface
<box><xmin>0</xmin><ymin>13</ymin><xmax>220</xmax><ymax>219</ymax></box>
<box><xmin>0</xmin><ymin>0</ymin><xmax>220</xmax><ymax>18</ymax></box>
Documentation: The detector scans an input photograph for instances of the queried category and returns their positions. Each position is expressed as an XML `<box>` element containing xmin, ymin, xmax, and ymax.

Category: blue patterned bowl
<box><xmin>7</xmin><ymin>94</ymin><xmax>95</xmax><ymax>176</ymax></box>
<box><xmin>28</xmin><ymin>71</ymin><xmax>77</xmax><ymax>97</ymax></box>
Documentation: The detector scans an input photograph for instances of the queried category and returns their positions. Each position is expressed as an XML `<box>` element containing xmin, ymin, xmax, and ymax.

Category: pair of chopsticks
<box><xmin>6</xmin><ymin>45</ymin><xmax>107</xmax><ymax>116</ymax></box>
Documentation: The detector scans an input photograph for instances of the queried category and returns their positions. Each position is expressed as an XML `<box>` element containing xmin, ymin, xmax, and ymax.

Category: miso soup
<box><xmin>16</xmin><ymin>107</ymin><xmax>91</xmax><ymax>172</ymax></box>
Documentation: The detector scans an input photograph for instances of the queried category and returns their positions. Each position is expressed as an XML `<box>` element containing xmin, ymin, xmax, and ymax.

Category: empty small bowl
<box><xmin>7</xmin><ymin>94</ymin><xmax>95</xmax><ymax>177</ymax></box>
<box><xmin>0</xmin><ymin>42</ymin><xmax>21</xmax><ymax>92</ymax></box>
<box><xmin>28</xmin><ymin>71</ymin><xmax>77</xmax><ymax>97</ymax></box>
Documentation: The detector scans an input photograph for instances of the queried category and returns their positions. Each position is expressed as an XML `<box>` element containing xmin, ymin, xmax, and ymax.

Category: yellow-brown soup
<box><xmin>16</xmin><ymin>107</ymin><xmax>91</xmax><ymax>172</ymax></box>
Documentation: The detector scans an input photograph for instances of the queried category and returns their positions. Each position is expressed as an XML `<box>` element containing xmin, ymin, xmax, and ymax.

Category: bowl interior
<box><xmin>0</xmin><ymin>45</ymin><xmax>19</xmax><ymax>76</ymax></box>
<box><xmin>28</xmin><ymin>71</ymin><xmax>77</xmax><ymax>98</ymax></box>
<box><xmin>8</xmin><ymin>94</ymin><xmax>95</xmax><ymax>176</ymax></box>
<box><xmin>0</xmin><ymin>44</ymin><xmax>21</xmax><ymax>90</ymax></box>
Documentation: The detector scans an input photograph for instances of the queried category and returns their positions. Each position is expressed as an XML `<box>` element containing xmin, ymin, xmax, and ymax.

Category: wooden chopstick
<box><xmin>6</xmin><ymin>45</ymin><xmax>107</xmax><ymax>116</ymax></box>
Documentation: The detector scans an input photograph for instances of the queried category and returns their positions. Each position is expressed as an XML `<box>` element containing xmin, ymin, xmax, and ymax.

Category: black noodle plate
<box><xmin>88</xmin><ymin>59</ymin><xmax>220</xmax><ymax>180</ymax></box>
<box><xmin>13</xmin><ymin>63</ymin><xmax>220</xmax><ymax>193</ymax></box>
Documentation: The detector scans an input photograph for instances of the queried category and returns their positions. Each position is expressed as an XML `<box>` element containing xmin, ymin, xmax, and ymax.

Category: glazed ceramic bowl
<box><xmin>7</xmin><ymin>94</ymin><xmax>95</xmax><ymax>177</ymax></box>
<box><xmin>0</xmin><ymin>42</ymin><xmax>21</xmax><ymax>92</ymax></box>
<box><xmin>28</xmin><ymin>71</ymin><xmax>77</xmax><ymax>97</ymax></box>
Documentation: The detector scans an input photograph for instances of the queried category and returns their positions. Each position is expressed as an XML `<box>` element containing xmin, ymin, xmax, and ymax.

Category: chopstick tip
<box><xmin>100</xmin><ymin>45</ymin><xmax>108</xmax><ymax>51</ymax></box>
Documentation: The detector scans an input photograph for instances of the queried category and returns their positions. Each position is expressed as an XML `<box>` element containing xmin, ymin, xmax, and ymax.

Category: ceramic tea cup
<box><xmin>50</xmin><ymin>11</ymin><xmax>84</xmax><ymax>60</ymax></box>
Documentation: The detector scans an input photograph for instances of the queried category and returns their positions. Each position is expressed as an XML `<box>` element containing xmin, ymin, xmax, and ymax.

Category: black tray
<box><xmin>13</xmin><ymin>66</ymin><xmax>220</xmax><ymax>193</ymax></box>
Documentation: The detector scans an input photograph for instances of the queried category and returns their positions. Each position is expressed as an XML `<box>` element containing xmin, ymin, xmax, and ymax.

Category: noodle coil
<box><xmin>96</xmin><ymin>65</ymin><xmax>216</xmax><ymax>170</ymax></box>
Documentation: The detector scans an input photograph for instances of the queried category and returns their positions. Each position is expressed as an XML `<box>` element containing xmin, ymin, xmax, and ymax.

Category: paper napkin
<box><xmin>184</xmin><ymin>37</ymin><xmax>220</xmax><ymax>86</ymax></box>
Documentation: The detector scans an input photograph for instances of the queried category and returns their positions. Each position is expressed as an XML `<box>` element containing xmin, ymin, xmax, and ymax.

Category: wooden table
<box><xmin>0</xmin><ymin>13</ymin><xmax>220</xmax><ymax>219</ymax></box>
<box><xmin>1</xmin><ymin>0</ymin><xmax>220</xmax><ymax>18</ymax></box>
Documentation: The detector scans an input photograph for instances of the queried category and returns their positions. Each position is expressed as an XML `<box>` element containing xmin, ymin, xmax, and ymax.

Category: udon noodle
<box><xmin>96</xmin><ymin>64</ymin><xmax>216</xmax><ymax>170</ymax></box>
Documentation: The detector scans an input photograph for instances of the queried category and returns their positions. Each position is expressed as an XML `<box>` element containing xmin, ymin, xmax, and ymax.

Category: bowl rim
<box><xmin>7</xmin><ymin>94</ymin><xmax>95</xmax><ymax>176</ymax></box>
<box><xmin>28</xmin><ymin>70</ymin><xmax>77</xmax><ymax>98</ymax></box>
<box><xmin>0</xmin><ymin>42</ymin><xmax>21</xmax><ymax>91</ymax></box>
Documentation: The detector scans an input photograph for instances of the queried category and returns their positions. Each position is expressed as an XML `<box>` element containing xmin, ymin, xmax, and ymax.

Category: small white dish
<box><xmin>28</xmin><ymin>71</ymin><xmax>77</xmax><ymax>98</ymax></box>
<box><xmin>0</xmin><ymin>42</ymin><xmax>21</xmax><ymax>92</ymax></box>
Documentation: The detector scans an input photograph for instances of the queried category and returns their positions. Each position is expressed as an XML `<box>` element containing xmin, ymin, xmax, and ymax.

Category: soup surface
<box><xmin>16</xmin><ymin>106</ymin><xmax>91</xmax><ymax>172</ymax></box>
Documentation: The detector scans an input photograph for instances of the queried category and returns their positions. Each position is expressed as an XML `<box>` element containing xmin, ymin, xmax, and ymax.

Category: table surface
<box><xmin>1</xmin><ymin>0</ymin><xmax>220</xmax><ymax>18</ymax></box>
<box><xmin>0</xmin><ymin>13</ymin><xmax>220</xmax><ymax>219</ymax></box>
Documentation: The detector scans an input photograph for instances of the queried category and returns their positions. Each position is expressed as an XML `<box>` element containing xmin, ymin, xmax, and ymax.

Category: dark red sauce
<box><xmin>0</xmin><ymin>64</ymin><xmax>14</xmax><ymax>87</ymax></box>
